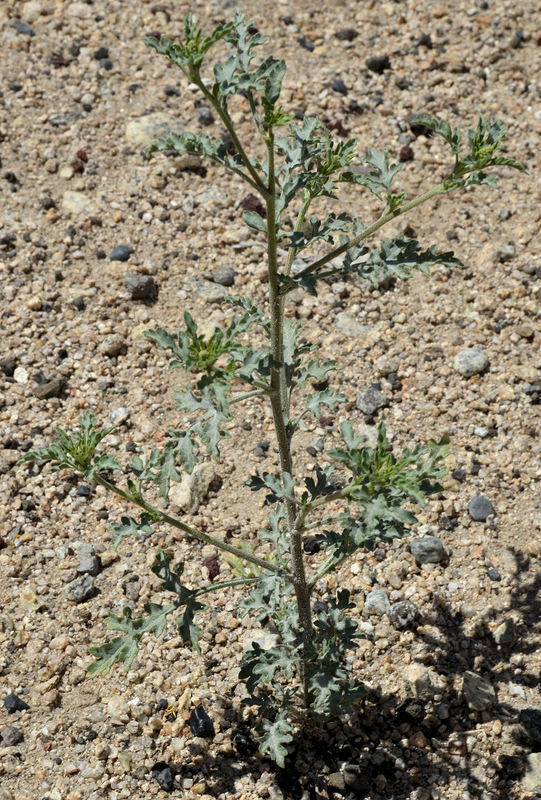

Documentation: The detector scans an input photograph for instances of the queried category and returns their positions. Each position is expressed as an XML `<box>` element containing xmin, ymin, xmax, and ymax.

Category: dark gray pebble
<box><xmin>410</xmin><ymin>536</ymin><xmax>446</xmax><ymax>564</ymax></box>
<box><xmin>388</xmin><ymin>600</ymin><xmax>419</xmax><ymax>630</ymax></box>
<box><xmin>151</xmin><ymin>761</ymin><xmax>175</xmax><ymax>792</ymax></box>
<box><xmin>468</xmin><ymin>495</ymin><xmax>495</xmax><ymax>522</ymax></box>
<box><xmin>335</xmin><ymin>28</ymin><xmax>358</xmax><ymax>41</ymax></box>
<box><xmin>366</xmin><ymin>54</ymin><xmax>390</xmax><ymax>73</ymax></box>
<box><xmin>331</xmin><ymin>78</ymin><xmax>348</xmax><ymax>95</ymax></box>
<box><xmin>451</xmin><ymin>468</ymin><xmax>466</xmax><ymax>482</ymax></box>
<box><xmin>124</xmin><ymin>274</ymin><xmax>158</xmax><ymax>301</ymax></box>
<box><xmin>0</xmin><ymin>357</ymin><xmax>17</xmax><ymax>377</ymax></box>
<box><xmin>486</xmin><ymin>567</ymin><xmax>501</xmax><ymax>581</ymax></box>
<box><xmin>519</xmin><ymin>709</ymin><xmax>541</xmax><ymax>746</ymax></box>
<box><xmin>297</xmin><ymin>36</ymin><xmax>314</xmax><ymax>52</ymax></box>
<box><xmin>13</xmin><ymin>20</ymin><xmax>35</xmax><ymax>36</ymax></box>
<box><xmin>110</xmin><ymin>245</ymin><xmax>134</xmax><ymax>262</ymax></box>
<box><xmin>189</xmin><ymin>705</ymin><xmax>215</xmax><ymax>737</ymax></box>
<box><xmin>4</xmin><ymin>694</ymin><xmax>30</xmax><ymax>714</ymax></box>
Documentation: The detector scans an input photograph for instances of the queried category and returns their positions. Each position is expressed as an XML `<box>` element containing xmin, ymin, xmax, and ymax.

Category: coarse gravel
<box><xmin>0</xmin><ymin>1</ymin><xmax>540</xmax><ymax>799</ymax></box>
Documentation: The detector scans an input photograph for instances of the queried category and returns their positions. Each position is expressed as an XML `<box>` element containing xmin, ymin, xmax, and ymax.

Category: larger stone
<box><xmin>462</xmin><ymin>671</ymin><xmax>496</xmax><ymax>710</ymax></box>
<box><xmin>468</xmin><ymin>495</ymin><xmax>495</xmax><ymax>521</ymax></box>
<box><xmin>366</xmin><ymin>54</ymin><xmax>391</xmax><ymax>73</ymax></box>
<box><xmin>125</xmin><ymin>112</ymin><xmax>184</xmax><ymax>148</ymax></box>
<box><xmin>32</xmin><ymin>378</ymin><xmax>65</xmax><ymax>399</ymax></box>
<box><xmin>169</xmin><ymin>463</ymin><xmax>216</xmax><ymax>514</ymax></box>
<box><xmin>110</xmin><ymin>245</ymin><xmax>134</xmax><ymax>262</ymax></box>
<box><xmin>3</xmin><ymin>694</ymin><xmax>30</xmax><ymax>714</ymax></box>
<box><xmin>62</xmin><ymin>191</ymin><xmax>95</xmax><ymax>216</ymax></box>
<box><xmin>454</xmin><ymin>348</ymin><xmax>489</xmax><ymax>377</ymax></box>
<box><xmin>124</xmin><ymin>274</ymin><xmax>158</xmax><ymax>301</ymax></box>
<box><xmin>519</xmin><ymin>709</ymin><xmax>541</xmax><ymax>747</ymax></box>
<box><xmin>184</xmin><ymin>277</ymin><xmax>228</xmax><ymax>303</ymax></box>
<box><xmin>363</xmin><ymin>589</ymin><xmax>390</xmax><ymax>617</ymax></box>
<box><xmin>521</xmin><ymin>753</ymin><xmax>541</xmax><ymax>794</ymax></box>
<box><xmin>388</xmin><ymin>600</ymin><xmax>419</xmax><ymax>630</ymax></box>
<box><xmin>406</xmin><ymin>664</ymin><xmax>447</xmax><ymax>701</ymax></box>
<box><xmin>357</xmin><ymin>385</ymin><xmax>388</xmax><ymax>416</ymax></box>
<box><xmin>410</xmin><ymin>536</ymin><xmax>447</xmax><ymax>564</ymax></box>
<box><xmin>77</xmin><ymin>543</ymin><xmax>100</xmax><ymax>576</ymax></box>
<box><xmin>0</xmin><ymin>726</ymin><xmax>23</xmax><ymax>747</ymax></box>
<box><xmin>64</xmin><ymin>574</ymin><xmax>95</xmax><ymax>603</ymax></box>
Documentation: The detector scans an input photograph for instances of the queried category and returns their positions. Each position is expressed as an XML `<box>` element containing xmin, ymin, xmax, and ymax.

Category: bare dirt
<box><xmin>0</xmin><ymin>1</ymin><xmax>540</xmax><ymax>799</ymax></box>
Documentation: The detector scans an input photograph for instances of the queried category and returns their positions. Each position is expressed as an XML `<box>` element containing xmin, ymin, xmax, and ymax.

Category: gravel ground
<box><xmin>1</xmin><ymin>1</ymin><xmax>540</xmax><ymax>799</ymax></box>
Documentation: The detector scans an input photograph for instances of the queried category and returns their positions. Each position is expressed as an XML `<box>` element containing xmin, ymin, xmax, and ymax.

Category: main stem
<box><xmin>265</xmin><ymin>132</ymin><xmax>314</xmax><ymax>706</ymax></box>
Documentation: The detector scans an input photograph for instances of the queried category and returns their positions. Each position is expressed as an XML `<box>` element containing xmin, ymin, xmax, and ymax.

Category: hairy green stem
<box><xmin>94</xmin><ymin>475</ymin><xmax>288</xmax><ymax>577</ymax></box>
<box><xmin>197</xmin><ymin>81</ymin><xmax>269</xmax><ymax>196</ymax></box>
<box><xmin>195</xmin><ymin>576</ymin><xmax>260</xmax><ymax>597</ymax></box>
<box><xmin>265</xmin><ymin>131</ymin><xmax>314</xmax><ymax>706</ymax></box>
<box><xmin>229</xmin><ymin>388</ymin><xmax>268</xmax><ymax>405</ymax></box>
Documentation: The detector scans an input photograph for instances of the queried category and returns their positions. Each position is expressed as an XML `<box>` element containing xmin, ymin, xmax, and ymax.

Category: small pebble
<box><xmin>410</xmin><ymin>536</ymin><xmax>447</xmax><ymax>564</ymax></box>
<box><xmin>77</xmin><ymin>543</ymin><xmax>100</xmax><ymax>575</ymax></box>
<box><xmin>468</xmin><ymin>495</ymin><xmax>495</xmax><ymax>522</ymax></box>
<box><xmin>151</xmin><ymin>761</ymin><xmax>175</xmax><ymax>792</ymax></box>
<box><xmin>335</xmin><ymin>28</ymin><xmax>358</xmax><ymax>41</ymax></box>
<box><xmin>462</xmin><ymin>671</ymin><xmax>496</xmax><ymax>711</ymax></box>
<box><xmin>32</xmin><ymin>378</ymin><xmax>65</xmax><ymax>400</ymax></box>
<box><xmin>64</xmin><ymin>574</ymin><xmax>95</xmax><ymax>603</ymax></box>
<box><xmin>196</xmin><ymin>106</ymin><xmax>214</xmax><ymax>126</ymax></box>
<box><xmin>331</xmin><ymin>78</ymin><xmax>348</xmax><ymax>95</ymax></box>
<box><xmin>110</xmin><ymin>406</ymin><xmax>130</xmax><ymax>425</ymax></box>
<box><xmin>388</xmin><ymin>600</ymin><xmax>419</xmax><ymax>630</ymax></box>
<box><xmin>212</xmin><ymin>266</ymin><xmax>236</xmax><ymax>286</ymax></box>
<box><xmin>366</xmin><ymin>54</ymin><xmax>391</xmax><ymax>73</ymax></box>
<box><xmin>454</xmin><ymin>348</ymin><xmax>489</xmax><ymax>377</ymax></box>
<box><xmin>0</xmin><ymin>726</ymin><xmax>23</xmax><ymax>747</ymax></box>
<box><xmin>356</xmin><ymin>385</ymin><xmax>388</xmax><ymax>416</ymax></box>
<box><xmin>123</xmin><ymin>274</ymin><xmax>158</xmax><ymax>301</ymax></box>
<box><xmin>110</xmin><ymin>245</ymin><xmax>134</xmax><ymax>262</ymax></box>
<box><xmin>13</xmin><ymin>20</ymin><xmax>35</xmax><ymax>36</ymax></box>
<box><xmin>363</xmin><ymin>589</ymin><xmax>390</xmax><ymax>616</ymax></box>
<box><xmin>100</xmin><ymin>334</ymin><xmax>126</xmax><ymax>357</ymax></box>
<box><xmin>189</xmin><ymin>705</ymin><xmax>215</xmax><ymax>738</ymax></box>
<box><xmin>3</xmin><ymin>694</ymin><xmax>30</xmax><ymax>714</ymax></box>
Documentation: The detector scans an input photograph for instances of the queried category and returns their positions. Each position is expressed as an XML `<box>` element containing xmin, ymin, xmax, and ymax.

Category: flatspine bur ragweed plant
<box><xmin>22</xmin><ymin>13</ymin><xmax>525</xmax><ymax>766</ymax></box>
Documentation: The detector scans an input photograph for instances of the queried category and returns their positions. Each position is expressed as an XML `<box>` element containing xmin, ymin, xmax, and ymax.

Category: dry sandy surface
<box><xmin>1</xmin><ymin>0</ymin><xmax>540</xmax><ymax>799</ymax></box>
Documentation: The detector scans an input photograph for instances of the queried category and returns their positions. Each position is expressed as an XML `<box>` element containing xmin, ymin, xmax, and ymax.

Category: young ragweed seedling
<box><xmin>22</xmin><ymin>12</ymin><xmax>525</xmax><ymax>766</ymax></box>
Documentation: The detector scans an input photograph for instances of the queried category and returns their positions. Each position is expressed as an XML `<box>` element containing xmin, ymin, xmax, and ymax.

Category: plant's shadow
<box><xmin>170</xmin><ymin>548</ymin><xmax>539</xmax><ymax>799</ymax></box>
